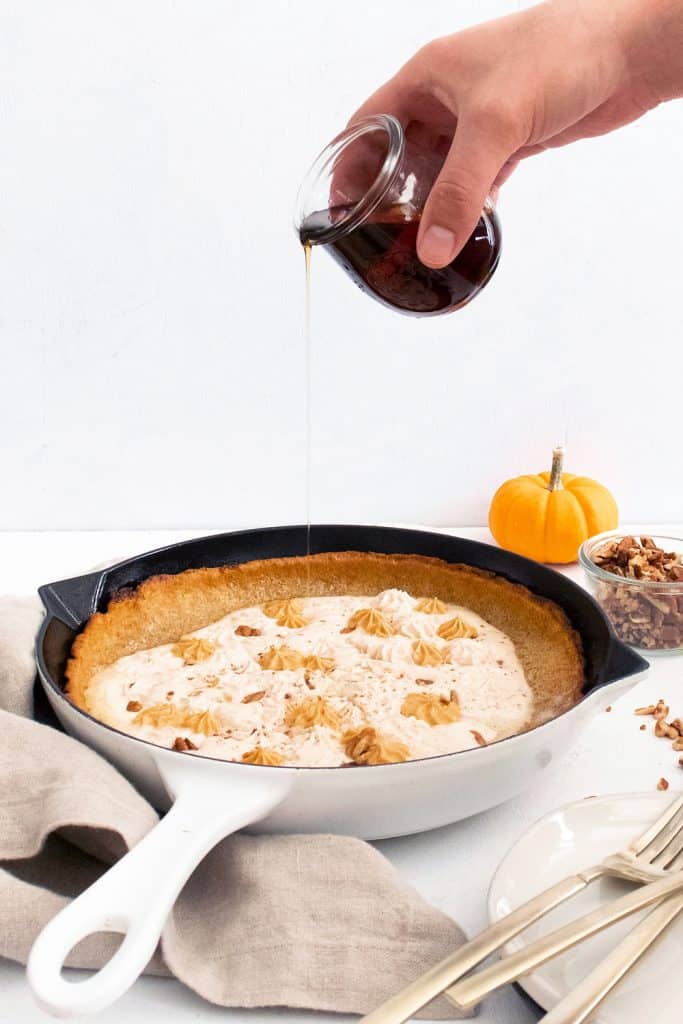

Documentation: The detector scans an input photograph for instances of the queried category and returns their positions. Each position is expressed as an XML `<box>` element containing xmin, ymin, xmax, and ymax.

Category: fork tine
<box><xmin>631</xmin><ymin>795</ymin><xmax>683</xmax><ymax>856</ymax></box>
<box><xmin>651</xmin><ymin>817</ymin><xmax>683</xmax><ymax>869</ymax></box>
<box><xmin>638</xmin><ymin>803</ymin><xmax>683</xmax><ymax>863</ymax></box>
<box><xmin>666</xmin><ymin>846</ymin><xmax>683</xmax><ymax>872</ymax></box>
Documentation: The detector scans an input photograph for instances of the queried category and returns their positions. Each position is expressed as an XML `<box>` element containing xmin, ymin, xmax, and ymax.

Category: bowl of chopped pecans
<box><xmin>579</xmin><ymin>532</ymin><xmax>683</xmax><ymax>653</ymax></box>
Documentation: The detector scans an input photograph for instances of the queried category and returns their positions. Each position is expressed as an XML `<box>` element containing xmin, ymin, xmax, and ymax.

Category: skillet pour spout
<box><xmin>29</xmin><ymin>525</ymin><xmax>648</xmax><ymax>1018</ymax></box>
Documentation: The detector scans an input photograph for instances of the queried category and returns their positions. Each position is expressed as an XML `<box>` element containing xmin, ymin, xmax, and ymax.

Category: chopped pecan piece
<box><xmin>242</xmin><ymin>690</ymin><xmax>266</xmax><ymax>703</ymax></box>
<box><xmin>173</xmin><ymin>736</ymin><xmax>198</xmax><ymax>752</ymax></box>
<box><xmin>343</xmin><ymin>726</ymin><xmax>410</xmax><ymax>766</ymax></box>
<box><xmin>654</xmin><ymin>700</ymin><xmax>669</xmax><ymax>720</ymax></box>
<box><xmin>590</xmin><ymin>537</ymin><xmax>683</xmax><ymax>650</ymax></box>
<box><xmin>655</xmin><ymin>720</ymin><xmax>678</xmax><ymax>739</ymax></box>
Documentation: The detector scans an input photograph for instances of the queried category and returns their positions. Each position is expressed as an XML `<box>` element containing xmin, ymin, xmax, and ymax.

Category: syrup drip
<box><xmin>303</xmin><ymin>243</ymin><xmax>312</xmax><ymax>580</ymax></box>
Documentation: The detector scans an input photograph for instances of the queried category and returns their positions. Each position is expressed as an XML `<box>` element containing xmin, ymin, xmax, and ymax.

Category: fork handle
<box><xmin>359</xmin><ymin>873</ymin><xmax>594</xmax><ymax>1024</ymax></box>
<box><xmin>539</xmin><ymin>893</ymin><xmax>683</xmax><ymax>1024</ymax></box>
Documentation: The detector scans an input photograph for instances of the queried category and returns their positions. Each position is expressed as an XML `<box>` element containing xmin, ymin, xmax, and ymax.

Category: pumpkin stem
<box><xmin>548</xmin><ymin>445</ymin><xmax>565</xmax><ymax>492</ymax></box>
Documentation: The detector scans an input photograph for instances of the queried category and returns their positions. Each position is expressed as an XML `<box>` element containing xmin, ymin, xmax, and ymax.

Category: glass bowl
<box><xmin>579</xmin><ymin>532</ymin><xmax>683</xmax><ymax>655</ymax></box>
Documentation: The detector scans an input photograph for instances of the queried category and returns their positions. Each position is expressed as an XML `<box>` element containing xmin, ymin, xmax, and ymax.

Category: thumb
<box><xmin>417</xmin><ymin>118</ymin><xmax>512</xmax><ymax>268</ymax></box>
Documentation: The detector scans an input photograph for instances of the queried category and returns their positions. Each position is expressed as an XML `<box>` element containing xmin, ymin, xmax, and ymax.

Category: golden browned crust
<box><xmin>66</xmin><ymin>551</ymin><xmax>585</xmax><ymax>729</ymax></box>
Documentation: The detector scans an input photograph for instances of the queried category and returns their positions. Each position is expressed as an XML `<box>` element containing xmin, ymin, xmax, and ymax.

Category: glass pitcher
<box><xmin>295</xmin><ymin>114</ymin><xmax>501</xmax><ymax>317</ymax></box>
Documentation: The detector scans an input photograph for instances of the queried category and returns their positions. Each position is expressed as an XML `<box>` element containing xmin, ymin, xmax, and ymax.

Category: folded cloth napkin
<box><xmin>0</xmin><ymin>596</ymin><xmax>473</xmax><ymax>1017</ymax></box>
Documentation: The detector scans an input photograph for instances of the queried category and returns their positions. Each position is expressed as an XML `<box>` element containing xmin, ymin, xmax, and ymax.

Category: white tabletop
<box><xmin>2</xmin><ymin>525</ymin><xmax>682</xmax><ymax>1024</ymax></box>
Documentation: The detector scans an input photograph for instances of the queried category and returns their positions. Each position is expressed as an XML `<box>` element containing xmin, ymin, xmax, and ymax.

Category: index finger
<box><xmin>347</xmin><ymin>75</ymin><xmax>414</xmax><ymax>127</ymax></box>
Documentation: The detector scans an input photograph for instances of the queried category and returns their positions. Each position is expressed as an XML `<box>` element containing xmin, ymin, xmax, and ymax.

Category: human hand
<box><xmin>350</xmin><ymin>0</ymin><xmax>683</xmax><ymax>267</ymax></box>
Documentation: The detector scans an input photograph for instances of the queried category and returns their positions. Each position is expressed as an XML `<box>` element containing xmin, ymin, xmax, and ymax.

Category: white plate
<box><xmin>488</xmin><ymin>792</ymin><xmax>683</xmax><ymax>1024</ymax></box>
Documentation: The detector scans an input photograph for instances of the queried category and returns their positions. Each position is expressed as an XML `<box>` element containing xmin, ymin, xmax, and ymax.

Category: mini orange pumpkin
<box><xmin>488</xmin><ymin>446</ymin><xmax>618</xmax><ymax>564</ymax></box>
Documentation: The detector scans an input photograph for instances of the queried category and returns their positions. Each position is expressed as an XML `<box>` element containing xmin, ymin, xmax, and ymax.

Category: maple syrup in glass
<box><xmin>299</xmin><ymin>202</ymin><xmax>500</xmax><ymax>316</ymax></box>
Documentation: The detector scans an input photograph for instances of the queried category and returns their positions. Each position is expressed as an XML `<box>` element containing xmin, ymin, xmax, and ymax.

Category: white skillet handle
<box><xmin>27</xmin><ymin>759</ymin><xmax>292</xmax><ymax>1018</ymax></box>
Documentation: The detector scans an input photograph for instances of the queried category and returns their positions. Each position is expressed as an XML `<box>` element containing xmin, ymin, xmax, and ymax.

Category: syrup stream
<box><xmin>303</xmin><ymin>243</ymin><xmax>312</xmax><ymax>580</ymax></box>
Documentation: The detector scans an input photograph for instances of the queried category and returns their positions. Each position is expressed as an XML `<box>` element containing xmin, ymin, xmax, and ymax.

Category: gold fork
<box><xmin>444</xmin><ymin>793</ymin><xmax>683</xmax><ymax>1010</ymax></box>
<box><xmin>537</xmin><ymin>892</ymin><xmax>683</xmax><ymax>1023</ymax></box>
<box><xmin>360</xmin><ymin>794</ymin><xmax>683</xmax><ymax>1024</ymax></box>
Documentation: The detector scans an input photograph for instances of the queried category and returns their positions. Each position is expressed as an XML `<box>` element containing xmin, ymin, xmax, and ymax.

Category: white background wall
<box><xmin>1</xmin><ymin>0</ymin><xmax>681</xmax><ymax>531</ymax></box>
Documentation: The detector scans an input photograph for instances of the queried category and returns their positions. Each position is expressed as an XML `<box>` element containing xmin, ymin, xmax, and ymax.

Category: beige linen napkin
<box><xmin>0</xmin><ymin>596</ymin><xmax>473</xmax><ymax>1017</ymax></box>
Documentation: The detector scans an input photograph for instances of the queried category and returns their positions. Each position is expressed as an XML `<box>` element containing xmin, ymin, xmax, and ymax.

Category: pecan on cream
<box><xmin>343</xmin><ymin>726</ymin><xmax>409</xmax><ymax>766</ymax></box>
<box><xmin>242</xmin><ymin>690</ymin><xmax>266</xmax><ymax>703</ymax></box>
<box><xmin>173</xmin><ymin>736</ymin><xmax>198</xmax><ymax>752</ymax></box>
<box><xmin>235</xmin><ymin>625</ymin><xmax>261</xmax><ymax>637</ymax></box>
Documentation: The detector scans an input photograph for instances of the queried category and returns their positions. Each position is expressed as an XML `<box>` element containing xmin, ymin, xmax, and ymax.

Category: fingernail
<box><xmin>420</xmin><ymin>225</ymin><xmax>456</xmax><ymax>266</ymax></box>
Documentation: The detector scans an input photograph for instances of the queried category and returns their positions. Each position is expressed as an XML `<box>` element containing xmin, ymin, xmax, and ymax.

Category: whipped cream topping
<box><xmin>86</xmin><ymin>589</ymin><xmax>534</xmax><ymax>767</ymax></box>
